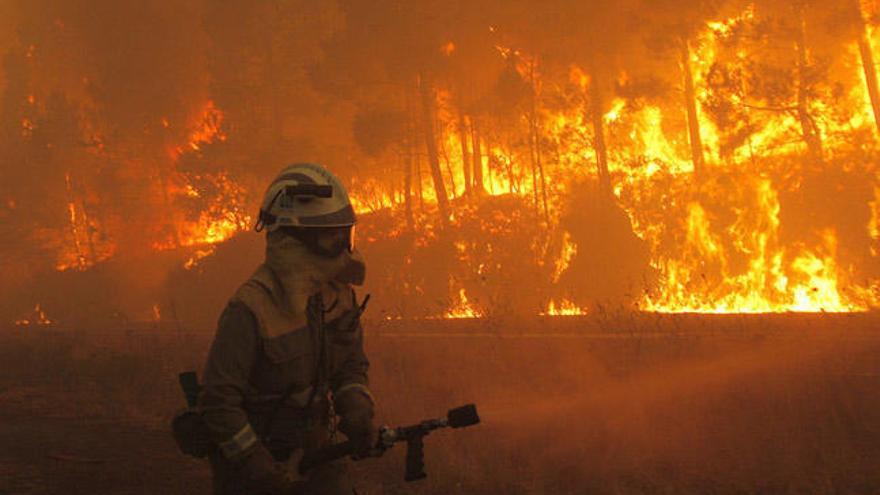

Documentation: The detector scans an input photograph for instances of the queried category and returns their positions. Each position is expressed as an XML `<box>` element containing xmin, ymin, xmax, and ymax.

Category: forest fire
<box><xmin>8</xmin><ymin>5</ymin><xmax>880</xmax><ymax>495</ymax></box>
<box><xmin>3</xmin><ymin>1</ymin><xmax>880</xmax><ymax>327</ymax></box>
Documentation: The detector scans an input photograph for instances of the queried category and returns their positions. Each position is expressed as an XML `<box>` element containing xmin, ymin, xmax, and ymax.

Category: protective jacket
<box><xmin>199</xmin><ymin>263</ymin><xmax>371</xmax><ymax>494</ymax></box>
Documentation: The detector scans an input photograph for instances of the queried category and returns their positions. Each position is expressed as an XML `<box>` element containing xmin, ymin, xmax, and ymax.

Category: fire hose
<box><xmin>298</xmin><ymin>404</ymin><xmax>481</xmax><ymax>481</ymax></box>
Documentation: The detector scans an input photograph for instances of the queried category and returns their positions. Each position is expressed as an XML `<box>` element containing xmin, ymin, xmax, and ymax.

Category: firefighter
<box><xmin>198</xmin><ymin>163</ymin><xmax>376</xmax><ymax>494</ymax></box>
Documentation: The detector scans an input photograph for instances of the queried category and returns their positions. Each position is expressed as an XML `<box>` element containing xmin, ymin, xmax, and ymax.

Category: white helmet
<box><xmin>255</xmin><ymin>163</ymin><xmax>356</xmax><ymax>232</ymax></box>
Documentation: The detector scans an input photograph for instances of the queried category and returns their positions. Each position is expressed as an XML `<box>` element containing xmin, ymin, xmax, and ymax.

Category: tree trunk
<box><xmin>418</xmin><ymin>73</ymin><xmax>450</xmax><ymax>219</ymax></box>
<box><xmin>529</xmin><ymin>61</ymin><xmax>549</xmax><ymax>221</ymax></box>
<box><xmin>403</xmin><ymin>85</ymin><xmax>415</xmax><ymax>229</ymax></box>
<box><xmin>441</xmin><ymin>146</ymin><xmax>458</xmax><ymax>199</ymax></box>
<box><xmin>483</xmin><ymin>133</ymin><xmax>494</xmax><ymax>194</ymax></box>
<box><xmin>457</xmin><ymin>109</ymin><xmax>471</xmax><ymax>195</ymax></box>
<box><xmin>535</xmin><ymin>128</ymin><xmax>549</xmax><ymax>220</ymax></box>
<box><xmin>525</xmin><ymin>62</ymin><xmax>538</xmax><ymax>207</ymax></box>
<box><xmin>589</xmin><ymin>74</ymin><xmax>611</xmax><ymax>196</ymax></box>
<box><xmin>679</xmin><ymin>36</ymin><xmax>705</xmax><ymax>176</ymax></box>
<box><xmin>858</xmin><ymin>36</ymin><xmax>880</xmax><ymax>134</ymax></box>
<box><xmin>855</xmin><ymin>0</ymin><xmax>880</xmax><ymax>134</ymax></box>
<box><xmin>416</xmin><ymin>152</ymin><xmax>424</xmax><ymax>211</ymax></box>
<box><xmin>471</xmin><ymin>119</ymin><xmax>485</xmax><ymax>194</ymax></box>
<box><xmin>528</xmin><ymin>110</ymin><xmax>540</xmax><ymax>210</ymax></box>
<box><xmin>63</xmin><ymin>171</ymin><xmax>87</xmax><ymax>269</ymax></box>
<box><xmin>794</xmin><ymin>7</ymin><xmax>824</xmax><ymax>164</ymax></box>
<box><xmin>410</xmin><ymin>81</ymin><xmax>424</xmax><ymax>212</ymax></box>
<box><xmin>529</xmin><ymin>61</ymin><xmax>550</xmax><ymax>222</ymax></box>
<box><xmin>403</xmin><ymin>149</ymin><xmax>414</xmax><ymax>228</ymax></box>
<box><xmin>505</xmin><ymin>150</ymin><xmax>517</xmax><ymax>194</ymax></box>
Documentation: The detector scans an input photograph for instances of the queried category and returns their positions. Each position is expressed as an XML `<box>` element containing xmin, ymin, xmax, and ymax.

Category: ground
<box><xmin>2</xmin><ymin>314</ymin><xmax>880</xmax><ymax>494</ymax></box>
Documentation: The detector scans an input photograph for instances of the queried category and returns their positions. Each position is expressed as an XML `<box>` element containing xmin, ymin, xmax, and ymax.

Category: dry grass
<box><xmin>2</xmin><ymin>313</ymin><xmax>880</xmax><ymax>494</ymax></box>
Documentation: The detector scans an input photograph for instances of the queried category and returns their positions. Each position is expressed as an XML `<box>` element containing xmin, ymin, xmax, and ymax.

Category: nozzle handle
<box><xmin>447</xmin><ymin>404</ymin><xmax>480</xmax><ymax>428</ymax></box>
<box><xmin>404</xmin><ymin>434</ymin><xmax>427</xmax><ymax>481</ymax></box>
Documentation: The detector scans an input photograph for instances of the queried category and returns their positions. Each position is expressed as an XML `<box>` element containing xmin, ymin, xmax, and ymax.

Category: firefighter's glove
<box><xmin>239</xmin><ymin>444</ymin><xmax>304</xmax><ymax>494</ymax></box>
<box><xmin>335</xmin><ymin>389</ymin><xmax>376</xmax><ymax>456</ymax></box>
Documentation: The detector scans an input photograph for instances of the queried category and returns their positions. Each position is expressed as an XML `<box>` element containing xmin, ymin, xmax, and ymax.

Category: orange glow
<box><xmin>21</xmin><ymin>118</ymin><xmax>35</xmax><ymax>137</ymax></box>
<box><xmin>14</xmin><ymin>304</ymin><xmax>56</xmax><ymax>326</ymax></box>
<box><xmin>151</xmin><ymin>303</ymin><xmax>162</xmax><ymax>322</ymax></box>
<box><xmin>55</xmin><ymin>172</ymin><xmax>115</xmax><ymax>272</ymax></box>
<box><xmin>442</xmin><ymin>288</ymin><xmax>483</xmax><ymax>319</ymax></box>
<box><xmin>151</xmin><ymin>171</ymin><xmax>251</xmax><ymax>251</ymax></box>
<box><xmin>151</xmin><ymin>101</ymin><xmax>250</xmax><ymax>267</ymax></box>
<box><xmin>15</xmin><ymin>4</ymin><xmax>880</xmax><ymax>321</ymax></box>
<box><xmin>351</xmin><ymin>6</ymin><xmax>880</xmax><ymax>316</ymax></box>
<box><xmin>169</xmin><ymin>100</ymin><xmax>227</xmax><ymax>159</ymax></box>
<box><xmin>542</xmin><ymin>299</ymin><xmax>587</xmax><ymax>316</ymax></box>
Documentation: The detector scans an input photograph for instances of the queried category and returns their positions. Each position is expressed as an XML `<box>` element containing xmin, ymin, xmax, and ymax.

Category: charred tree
<box><xmin>457</xmin><ymin>109</ymin><xmax>471</xmax><ymax>196</ymax></box>
<box><xmin>483</xmin><ymin>132</ymin><xmax>495</xmax><ymax>193</ymax></box>
<box><xmin>403</xmin><ymin>149</ymin><xmax>414</xmax><ymax>229</ymax></box>
<box><xmin>534</xmin><ymin>124</ymin><xmax>549</xmax><ymax>220</ymax></box>
<box><xmin>418</xmin><ymin>74</ymin><xmax>450</xmax><ymax>220</ymax></box>
<box><xmin>410</xmin><ymin>79</ymin><xmax>424</xmax><ymax>212</ymax></box>
<box><xmin>527</xmin><ymin>99</ymin><xmax>540</xmax><ymax>210</ymax></box>
<box><xmin>404</xmin><ymin>87</ymin><xmax>415</xmax><ymax>229</ymax></box>
<box><xmin>679</xmin><ymin>36</ymin><xmax>705</xmax><ymax>176</ymax></box>
<box><xmin>471</xmin><ymin>119</ymin><xmax>485</xmax><ymax>194</ymax></box>
<box><xmin>528</xmin><ymin>61</ymin><xmax>549</xmax><ymax>221</ymax></box>
<box><xmin>589</xmin><ymin>75</ymin><xmax>611</xmax><ymax>197</ymax></box>
<box><xmin>505</xmin><ymin>150</ymin><xmax>517</xmax><ymax>194</ymax></box>
<box><xmin>794</xmin><ymin>6</ymin><xmax>824</xmax><ymax>164</ymax></box>
<box><xmin>526</xmin><ymin>64</ymin><xmax>539</xmax><ymax>208</ymax></box>
<box><xmin>416</xmin><ymin>153</ymin><xmax>424</xmax><ymax>211</ymax></box>
<box><xmin>858</xmin><ymin>33</ymin><xmax>880</xmax><ymax>134</ymax></box>
<box><xmin>855</xmin><ymin>1</ymin><xmax>880</xmax><ymax>134</ymax></box>
<box><xmin>440</xmin><ymin>140</ymin><xmax>458</xmax><ymax>199</ymax></box>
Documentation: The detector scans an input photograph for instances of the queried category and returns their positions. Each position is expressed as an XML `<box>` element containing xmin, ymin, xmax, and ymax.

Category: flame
<box><xmin>168</xmin><ymin>100</ymin><xmax>227</xmax><ymax>158</ymax></box>
<box><xmin>552</xmin><ymin>231</ymin><xmax>577</xmax><ymax>283</ymax></box>
<box><xmin>362</xmin><ymin>6</ymin><xmax>880</xmax><ymax>316</ymax></box>
<box><xmin>639</xmin><ymin>180</ymin><xmax>865</xmax><ymax>313</ymax></box>
<box><xmin>152</xmin><ymin>101</ymin><xmax>250</xmax><ymax>266</ymax></box>
<box><xmin>542</xmin><ymin>299</ymin><xmax>587</xmax><ymax>316</ymax></box>
<box><xmin>151</xmin><ymin>303</ymin><xmax>162</xmax><ymax>322</ymax></box>
<box><xmin>16</xmin><ymin>4</ymin><xmax>880</xmax><ymax>320</ymax></box>
<box><xmin>14</xmin><ymin>304</ymin><xmax>56</xmax><ymax>326</ymax></box>
<box><xmin>184</xmin><ymin>247</ymin><xmax>218</xmax><ymax>270</ymax></box>
<box><xmin>151</xmin><ymin>171</ymin><xmax>251</xmax><ymax>250</ymax></box>
<box><xmin>604</xmin><ymin>98</ymin><xmax>626</xmax><ymax>123</ymax></box>
<box><xmin>21</xmin><ymin>118</ymin><xmax>35</xmax><ymax>137</ymax></box>
<box><xmin>55</xmin><ymin>172</ymin><xmax>115</xmax><ymax>272</ymax></box>
<box><xmin>443</xmin><ymin>288</ymin><xmax>483</xmax><ymax>319</ymax></box>
<box><xmin>349</xmin><ymin>177</ymin><xmax>396</xmax><ymax>214</ymax></box>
